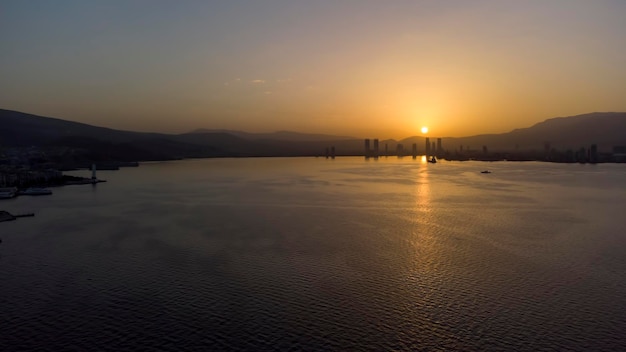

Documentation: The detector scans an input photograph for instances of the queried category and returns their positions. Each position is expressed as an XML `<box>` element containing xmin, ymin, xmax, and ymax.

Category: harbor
<box><xmin>0</xmin><ymin>164</ymin><xmax>106</xmax><ymax>200</ymax></box>
<box><xmin>0</xmin><ymin>186</ymin><xmax>54</xmax><ymax>199</ymax></box>
<box><xmin>0</xmin><ymin>165</ymin><xmax>105</xmax><ymax>228</ymax></box>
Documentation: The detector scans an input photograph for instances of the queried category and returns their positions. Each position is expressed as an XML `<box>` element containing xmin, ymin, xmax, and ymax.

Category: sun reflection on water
<box><xmin>415</xmin><ymin>164</ymin><xmax>430</xmax><ymax>213</ymax></box>
<box><xmin>408</xmin><ymin>163</ymin><xmax>440</xmax><ymax>284</ymax></box>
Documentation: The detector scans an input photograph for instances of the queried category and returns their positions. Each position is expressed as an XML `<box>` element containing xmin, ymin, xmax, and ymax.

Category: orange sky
<box><xmin>1</xmin><ymin>1</ymin><xmax>625</xmax><ymax>139</ymax></box>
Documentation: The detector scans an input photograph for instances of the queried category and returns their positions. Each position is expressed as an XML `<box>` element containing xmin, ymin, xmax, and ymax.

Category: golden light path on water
<box><xmin>412</xmin><ymin>162</ymin><xmax>434</xmax><ymax>262</ymax></box>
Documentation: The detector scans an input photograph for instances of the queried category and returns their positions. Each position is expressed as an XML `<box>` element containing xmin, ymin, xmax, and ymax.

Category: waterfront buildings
<box><xmin>373</xmin><ymin>139</ymin><xmax>379</xmax><ymax>158</ymax></box>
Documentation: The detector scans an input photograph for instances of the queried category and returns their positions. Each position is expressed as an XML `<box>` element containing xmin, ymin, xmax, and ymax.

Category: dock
<box><xmin>0</xmin><ymin>211</ymin><xmax>35</xmax><ymax>222</ymax></box>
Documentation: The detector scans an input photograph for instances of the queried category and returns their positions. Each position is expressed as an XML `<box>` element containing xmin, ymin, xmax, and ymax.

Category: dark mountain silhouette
<box><xmin>188</xmin><ymin>129</ymin><xmax>356</xmax><ymax>142</ymax></box>
<box><xmin>178</xmin><ymin>131</ymin><xmax>363</xmax><ymax>156</ymax></box>
<box><xmin>400</xmin><ymin>112</ymin><xmax>626</xmax><ymax>153</ymax></box>
<box><xmin>0</xmin><ymin>108</ymin><xmax>150</xmax><ymax>145</ymax></box>
<box><xmin>0</xmin><ymin>109</ymin><xmax>222</xmax><ymax>160</ymax></box>
<box><xmin>1</xmin><ymin>109</ymin><xmax>625</xmax><ymax>162</ymax></box>
<box><xmin>0</xmin><ymin>109</ymin><xmax>361</xmax><ymax>159</ymax></box>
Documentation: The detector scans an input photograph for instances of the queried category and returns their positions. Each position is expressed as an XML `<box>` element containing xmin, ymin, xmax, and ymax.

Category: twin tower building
<box><xmin>364</xmin><ymin>138</ymin><xmax>442</xmax><ymax>158</ymax></box>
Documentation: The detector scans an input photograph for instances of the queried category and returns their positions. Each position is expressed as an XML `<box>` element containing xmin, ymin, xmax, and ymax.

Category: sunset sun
<box><xmin>421</xmin><ymin>126</ymin><xmax>429</xmax><ymax>134</ymax></box>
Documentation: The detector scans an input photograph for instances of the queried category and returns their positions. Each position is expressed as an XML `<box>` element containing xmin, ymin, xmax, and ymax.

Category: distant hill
<box><xmin>0</xmin><ymin>108</ymin><xmax>149</xmax><ymax>145</ymax></box>
<box><xmin>0</xmin><ymin>109</ymin><xmax>222</xmax><ymax>161</ymax></box>
<box><xmin>400</xmin><ymin>112</ymin><xmax>626</xmax><ymax>153</ymax></box>
<box><xmin>177</xmin><ymin>131</ymin><xmax>361</xmax><ymax>156</ymax></box>
<box><xmin>0</xmin><ymin>109</ymin><xmax>361</xmax><ymax>160</ymax></box>
<box><xmin>505</xmin><ymin>112</ymin><xmax>626</xmax><ymax>150</ymax></box>
<box><xmin>2</xmin><ymin>109</ymin><xmax>625</xmax><ymax>162</ymax></box>
<box><xmin>187</xmin><ymin>129</ymin><xmax>356</xmax><ymax>142</ymax></box>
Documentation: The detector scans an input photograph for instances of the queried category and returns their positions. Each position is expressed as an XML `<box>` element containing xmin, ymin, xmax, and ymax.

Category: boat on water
<box><xmin>481</xmin><ymin>170</ymin><xmax>492</xmax><ymax>174</ymax></box>
<box><xmin>18</xmin><ymin>187</ymin><xmax>53</xmax><ymax>196</ymax></box>
<box><xmin>428</xmin><ymin>156</ymin><xmax>437</xmax><ymax>163</ymax></box>
<box><xmin>0</xmin><ymin>187</ymin><xmax>18</xmax><ymax>199</ymax></box>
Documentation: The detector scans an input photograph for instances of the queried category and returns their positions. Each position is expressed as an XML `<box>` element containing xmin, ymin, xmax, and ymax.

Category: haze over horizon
<box><xmin>2</xmin><ymin>1</ymin><xmax>625</xmax><ymax>139</ymax></box>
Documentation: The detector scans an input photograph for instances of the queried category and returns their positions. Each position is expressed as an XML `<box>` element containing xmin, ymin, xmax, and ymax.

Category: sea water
<box><xmin>1</xmin><ymin>157</ymin><xmax>625</xmax><ymax>351</ymax></box>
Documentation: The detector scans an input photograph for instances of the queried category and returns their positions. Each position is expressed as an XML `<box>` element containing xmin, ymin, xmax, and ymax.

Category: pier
<box><xmin>0</xmin><ymin>211</ymin><xmax>35</xmax><ymax>223</ymax></box>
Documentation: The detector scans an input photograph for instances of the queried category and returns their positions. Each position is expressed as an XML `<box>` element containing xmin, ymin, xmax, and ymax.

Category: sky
<box><xmin>1</xmin><ymin>0</ymin><xmax>625</xmax><ymax>139</ymax></box>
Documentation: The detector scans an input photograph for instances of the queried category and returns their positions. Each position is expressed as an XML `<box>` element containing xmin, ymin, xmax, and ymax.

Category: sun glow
<box><xmin>421</xmin><ymin>126</ymin><xmax>429</xmax><ymax>134</ymax></box>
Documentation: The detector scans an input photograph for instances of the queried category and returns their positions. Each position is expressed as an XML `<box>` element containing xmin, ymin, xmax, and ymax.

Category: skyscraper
<box><xmin>364</xmin><ymin>139</ymin><xmax>371</xmax><ymax>158</ymax></box>
<box><xmin>373</xmin><ymin>139</ymin><xmax>379</xmax><ymax>158</ymax></box>
<box><xmin>425</xmin><ymin>138</ymin><xmax>430</xmax><ymax>155</ymax></box>
<box><xmin>590</xmin><ymin>144</ymin><xmax>598</xmax><ymax>163</ymax></box>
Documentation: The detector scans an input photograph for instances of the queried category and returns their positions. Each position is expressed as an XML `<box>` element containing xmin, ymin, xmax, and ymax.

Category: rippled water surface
<box><xmin>2</xmin><ymin>158</ymin><xmax>626</xmax><ymax>351</ymax></box>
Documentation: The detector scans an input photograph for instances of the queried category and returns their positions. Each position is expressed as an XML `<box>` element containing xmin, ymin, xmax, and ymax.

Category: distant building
<box><xmin>373</xmin><ymin>139</ymin><xmax>379</xmax><ymax>158</ymax></box>
<box><xmin>544</xmin><ymin>142</ymin><xmax>552</xmax><ymax>160</ymax></box>
<box><xmin>396</xmin><ymin>144</ymin><xmax>404</xmax><ymax>156</ymax></box>
<box><xmin>91</xmin><ymin>164</ymin><xmax>97</xmax><ymax>181</ymax></box>
<box><xmin>589</xmin><ymin>144</ymin><xmax>598</xmax><ymax>163</ymax></box>
<box><xmin>576</xmin><ymin>147</ymin><xmax>587</xmax><ymax>163</ymax></box>
<box><xmin>613</xmin><ymin>146</ymin><xmax>626</xmax><ymax>162</ymax></box>
<box><xmin>425</xmin><ymin>138</ymin><xmax>430</xmax><ymax>155</ymax></box>
<box><xmin>364</xmin><ymin>139</ymin><xmax>371</xmax><ymax>158</ymax></box>
<box><xmin>614</xmin><ymin>146</ymin><xmax>626</xmax><ymax>153</ymax></box>
<box><xmin>437</xmin><ymin>138</ymin><xmax>442</xmax><ymax>154</ymax></box>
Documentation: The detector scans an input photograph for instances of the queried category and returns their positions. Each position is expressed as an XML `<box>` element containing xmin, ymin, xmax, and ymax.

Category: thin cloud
<box><xmin>251</xmin><ymin>79</ymin><xmax>265</xmax><ymax>84</ymax></box>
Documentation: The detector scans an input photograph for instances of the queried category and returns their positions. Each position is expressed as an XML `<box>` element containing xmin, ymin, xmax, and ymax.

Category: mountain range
<box><xmin>1</xmin><ymin>108</ymin><xmax>625</xmax><ymax>162</ymax></box>
<box><xmin>401</xmin><ymin>112</ymin><xmax>626</xmax><ymax>153</ymax></box>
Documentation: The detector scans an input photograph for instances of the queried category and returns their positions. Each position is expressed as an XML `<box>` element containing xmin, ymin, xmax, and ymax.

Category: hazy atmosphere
<box><xmin>2</xmin><ymin>0</ymin><xmax>626</xmax><ymax>138</ymax></box>
<box><xmin>3</xmin><ymin>3</ymin><xmax>626</xmax><ymax>351</ymax></box>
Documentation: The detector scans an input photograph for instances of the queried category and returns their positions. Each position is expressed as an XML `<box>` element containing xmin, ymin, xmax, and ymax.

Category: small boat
<box><xmin>18</xmin><ymin>187</ymin><xmax>53</xmax><ymax>196</ymax></box>
<box><xmin>429</xmin><ymin>156</ymin><xmax>437</xmax><ymax>163</ymax></box>
<box><xmin>480</xmin><ymin>170</ymin><xmax>491</xmax><ymax>174</ymax></box>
